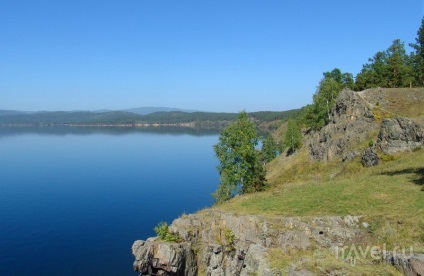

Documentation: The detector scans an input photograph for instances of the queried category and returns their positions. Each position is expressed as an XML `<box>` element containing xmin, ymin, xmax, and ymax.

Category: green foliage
<box><xmin>284</xmin><ymin>119</ymin><xmax>302</xmax><ymax>154</ymax></box>
<box><xmin>301</xmin><ymin>68</ymin><xmax>352</xmax><ymax>130</ymax></box>
<box><xmin>213</xmin><ymin>111</ymin><xmax>267</xmax><ymax>203</ymax></box>
<box><xmin>355</xmin><ymin>39</ymin><xmax>414</xmax><ymax>90</ymax></box>
<box><xmin>223</xmin><ymin>228</ymin><xmax>236</xmax><ymax>251</ymax></box>
<box><xmin>261</xmin><ymin>135</ymin><xmax>278</xmax><ymax>163</ymax></box>
<box><xmin>410</xmin><ymin>17</ymin><xmax>424</xmax><ymax>87</ymax></box>
<box><xmin>368</xmin><ymin>139</ymin><xmax>374</xmax><ymax>147</ymax></box>
<box><xmin>154</xmin><ymin>222</ymin><xmax>180</xmax><ymax>242</ymax></box>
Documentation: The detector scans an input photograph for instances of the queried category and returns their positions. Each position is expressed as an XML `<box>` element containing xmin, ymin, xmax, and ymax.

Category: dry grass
<box><xmin>361</xmin><ymin>88</ymin><xmax>424</xmax><ymax>118</ymax></box>
<box><xmin>271</xmin><ymin>121</ymin><xmax>288</xmax><ymax>143</ymax></box>
<box><xmin>268</xmin><ymin>247</ymin><xmax>403</xmax><ymax>275</ymax></box>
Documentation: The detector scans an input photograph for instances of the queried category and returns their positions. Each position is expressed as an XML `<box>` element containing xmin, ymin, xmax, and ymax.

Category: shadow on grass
<box><xmin>379</xmin><ymin>168</ymin><xmax>424</xmax><ymax>190</ymax></box>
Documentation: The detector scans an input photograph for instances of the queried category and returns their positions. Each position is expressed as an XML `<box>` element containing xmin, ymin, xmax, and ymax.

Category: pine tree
<box><xmin>410</xmin><ymin>17</ymin><xmax>424</xmax><ymax>87</ymax></box>
<box><xmin>386</xmin><ymin>39</ymin><xmax>413</xmax><ymax>87</ymax></box>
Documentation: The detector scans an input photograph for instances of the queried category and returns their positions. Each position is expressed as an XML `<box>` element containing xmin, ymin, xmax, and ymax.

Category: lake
<box><xmin>0</xmin><ymin>127</ymin><xmax>219</xmax><ymax>275</ymax></box>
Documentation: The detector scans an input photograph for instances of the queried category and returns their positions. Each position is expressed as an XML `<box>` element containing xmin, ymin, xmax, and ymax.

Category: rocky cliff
<box><xmin>133</xmin><ymin>211</ymin><xmax>364</xmax><ymax>275</ymax></box>
<box><xmin>309</xmin><ymin>88</ymin><xmax>424</xmax><ymax>163</ymax></box>
<box><xmin>132</xmin><ymin>210</ymin><xmax>424</xmax><ymax>275</ymax></box>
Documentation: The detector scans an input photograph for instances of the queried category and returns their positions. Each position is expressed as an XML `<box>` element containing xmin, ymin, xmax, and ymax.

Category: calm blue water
<box><xmin>0</xmin><ymin>127</ymin><xmax>219</xmax><ymax>275</ymax></box>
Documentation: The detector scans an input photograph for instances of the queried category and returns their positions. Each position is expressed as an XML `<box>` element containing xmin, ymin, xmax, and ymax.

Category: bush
<box><xmin>223</xmin><ymin>228</ymin><xmax>236</xmax><ymax>251</ymax></box>
<box><xmin>154</xmin><ymin>222</ymin><xmax>180</xmax><ymax>242</ymax></box>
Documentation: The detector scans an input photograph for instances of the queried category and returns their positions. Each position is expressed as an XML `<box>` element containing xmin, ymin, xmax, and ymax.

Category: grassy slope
<box><xmin>211</xmin><ymin>88</ymin><xmax>424</xmax><ymax>274</ymax></box>
<box><xmin>218</xmin><ymin>149</ymin><xmax>424</xmax><ymax>220</ymax></box>
<box><xmin>217</xmin><ymin>88</ymin><xmax>424</xmax><ymax>238</ymax></box>
<box><xmin>216</xmin><ymin>149</ymin><xmax>424</xmax><ymax>274</ymax></box>
<box><xmin>213</xmin><ymin>142</ymin><xmax>424</xmax><ymax>275</ymax></box>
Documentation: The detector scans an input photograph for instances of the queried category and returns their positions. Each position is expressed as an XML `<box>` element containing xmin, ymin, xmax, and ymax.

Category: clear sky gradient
<box><xmin>1</xmin><ymin>0</ymin><xmax>423</xmax><ymax>112</ymax></box>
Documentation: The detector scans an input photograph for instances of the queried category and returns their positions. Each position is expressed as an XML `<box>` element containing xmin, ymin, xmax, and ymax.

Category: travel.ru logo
<box><xmin>334</xmin><ymin>243</ymin><xmax>414</xmax><ymax>266</ymax></box>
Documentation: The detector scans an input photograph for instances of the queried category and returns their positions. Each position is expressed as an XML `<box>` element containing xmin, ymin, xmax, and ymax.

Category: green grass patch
<box><xmin>215</xmin><ymin>149</ymin><xmax>424</xmax><ymax>252</ymax></box>
<box><xmin>220</xmin><ymin>149</ymin><xmax>424</xmax><ymax>218</ymax></box>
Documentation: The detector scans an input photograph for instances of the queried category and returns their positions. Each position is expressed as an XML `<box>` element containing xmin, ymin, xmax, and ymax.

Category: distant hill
<box><xmin>0</xmin><ymin>108</ymin><xmax>299</xmax><ymax>129</ymax></box>
<box><xmin>122</xmin><ymin>107</ymin><xmax>198</xmax><ymax>115</ymax></box>
<box><xmin>0</xmin><ymin>110</ymin><xmax>30</xmax><ymax>116</ymax></box>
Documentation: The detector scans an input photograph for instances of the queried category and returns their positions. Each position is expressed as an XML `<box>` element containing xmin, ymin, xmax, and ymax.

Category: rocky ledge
<box><xmin>132</xmin><ymin>240</ymin><xmax>197</xmax><ymax>276</ymax></box>
<box><xmin>133</xmin><ymin>211</ymin><xmax>362</xmax><ymax>275</ymax></box>
<box><xmin>132</xmin><ymin>210</ymin><xmax>424</xmax><ymax>275</ymax></box>
<box><xmin>309</xmin><ymin>89</ymin><xmax>424</xmax><ymax>163</ymax></box>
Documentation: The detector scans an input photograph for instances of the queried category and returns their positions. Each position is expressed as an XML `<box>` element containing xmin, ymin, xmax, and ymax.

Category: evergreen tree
<box><xmin>355</xmin><ymin>51</ymin><xmax>389</xmax><ymax>90</ymax></box>
<box><xmin>341</xmin><ymin>72</ymin><xmax>355</xmax><ymax>89</ymax></box>
<box><xmin>386</xmin><ymin>39</ymin><xmax>414</xmax><ymax>87</ymax></box>
<box><xmin>355</xmin><ymin>39</ymin><xmax>414</xmax><ymax>89</ymax></box>
<box><xmin>213</xmin><ymin>111</ymin><xmax>266</xmax><ymax>203</ymax></box>
<box><xmin>410</xmin><ymin>17</ymin><xmax>424</xmax><ymax>86</ymax></box>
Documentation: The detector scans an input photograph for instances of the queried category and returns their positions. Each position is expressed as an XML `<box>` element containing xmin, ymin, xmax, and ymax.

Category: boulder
<box><xmin>384</xmin><ymin>252</ymin><xmax>424</xmax><ymax>276</ymax></box>
<box><xmin>361</xmin><ymin>147</ymin><xmax>380</xmax><ymax>167</ymax></box>
<box><xmin>378</xmin><ymin>117</ymin><xmax>424</xmax><ymax>154</ymax></box>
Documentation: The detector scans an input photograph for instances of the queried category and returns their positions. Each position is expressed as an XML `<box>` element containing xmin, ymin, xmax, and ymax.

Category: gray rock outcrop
<box><xmin>377</xmin><ymin>117</ymin><xmax>424</xmax><ymax>154</ymax></box>
<box><xmin>309</xmin><ymin>89</ymin><xmax>424</xmax><ymax>162</ymax></box>
<box><xmin>132</xmin><ymin>211</ymin><xmax>363</xmax><ymax>275</ymax></box>
<box><xmin>384</xmin><ymin>252</ymin><xmax>424</xmax><ymax>276</ymax></box>
<box><xmin>132</xmin><ymin>240</ymin><xmax>197</xmax><ymax>276</ymax></box>
<box><xmin>309</xmin><ymin>89</ymin><xmax>377</xmax><ymax>162</ymax></box>
<box><xmin>361</xmin><ymin>147</ymin><xmax>380</xmax><ymax>167</ymax></box>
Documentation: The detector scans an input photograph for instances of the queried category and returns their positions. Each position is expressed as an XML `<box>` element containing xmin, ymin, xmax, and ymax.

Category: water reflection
<box><xmin>0</xmin><ymin>126</ymin><xmax>220</xmax><ymax>138</ymax></box>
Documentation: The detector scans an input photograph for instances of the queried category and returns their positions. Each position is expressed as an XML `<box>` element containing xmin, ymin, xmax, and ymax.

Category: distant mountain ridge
<box><xmin>122</xmin><ymin>107</ymin><xmax>198</xmax><ymax>115</ymax></box>
<box><xmin>0</xmin><ymin>107</ymin><xmax>198</xmax><ymax>116</ymax></box>
<box><xmin>0</xmin><ymin>107</ymin><xmax>300</xmax><ymax>130</ymax></box>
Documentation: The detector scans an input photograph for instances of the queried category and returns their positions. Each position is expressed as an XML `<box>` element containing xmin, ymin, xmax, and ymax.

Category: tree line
<box><xmin>297</xmin><ymin>17</ymin><xmax>424</xmax><ymax>131</ymax></box>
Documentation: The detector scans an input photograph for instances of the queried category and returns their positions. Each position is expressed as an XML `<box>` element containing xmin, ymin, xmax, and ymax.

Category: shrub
<box><xmin>154</xmin><ymin>222</ymin><xmax>180</xmax><ymax>242</ymax></box>
<box><xmin>223</xmin><ymin>228</ymin><xmax>236</xmax><ymax>251</ymax></box>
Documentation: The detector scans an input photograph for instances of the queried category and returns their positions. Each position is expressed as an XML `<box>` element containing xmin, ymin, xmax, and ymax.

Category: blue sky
<box><xmin>0</xmin><ymin>0</ymin><xmax>422</xmax><ymax>112</ymax></box>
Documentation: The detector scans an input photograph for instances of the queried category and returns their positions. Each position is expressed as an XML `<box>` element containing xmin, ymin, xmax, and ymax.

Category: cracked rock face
<box><xmin>132</xmin><ymin>211</ymin><xmax>363</xmax><ymax>275</ymax></box>
<box><xmin>308</xmin><ymin>89</ymin><xmax>377</xmax><ymax>162</ymax></box>
<box><xmin>377</xmin><ymin>117</ymin><xmax>424</xmax><ymax>154</ymax></box>
<box><xmin>132</xmin><ymin>240</ymin><xmax>197</xmax><ymax>276</ymax></box>
<box><xmin>308</xmin><ymin>89</ymin><xmax>424</xmax><ymax>162</ymax></box>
